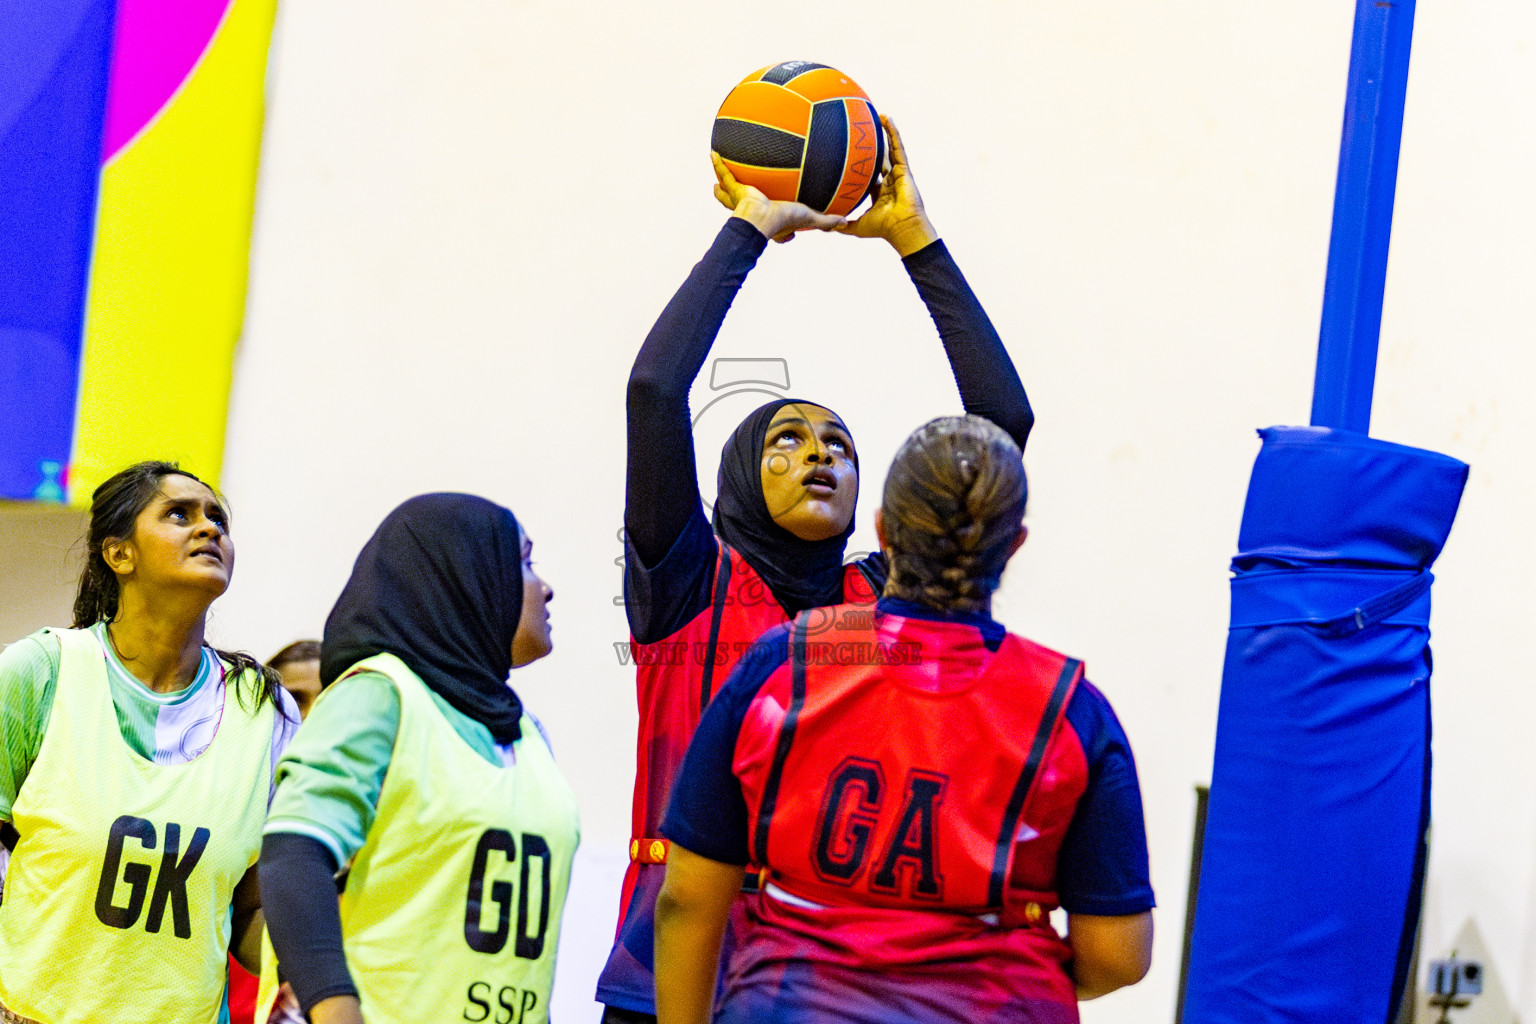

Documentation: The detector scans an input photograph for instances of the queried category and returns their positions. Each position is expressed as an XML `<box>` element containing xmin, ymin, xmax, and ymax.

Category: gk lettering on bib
<box><xmin>94</xmin><ymin>815</ymin><xmax>212</xmax><ymax>937</ymax></box>
<box><xmin>0</xmin><ymin>628</ymin><xmax>273</xmax><ymax>1024</ymax></box>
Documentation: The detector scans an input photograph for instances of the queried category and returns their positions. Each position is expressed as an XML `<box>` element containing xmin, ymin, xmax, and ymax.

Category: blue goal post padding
<box><xmin>1183</xmin><ymin>425</ymin><xmax>1467</xmax><ymax>1024</ymax></box>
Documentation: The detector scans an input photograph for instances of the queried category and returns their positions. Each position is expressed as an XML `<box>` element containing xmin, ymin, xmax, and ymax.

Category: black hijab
<box><xmin>713</xmin><ymin>398</ymin><xmax>858</xmax><ymax>614</ymax></box>
<box><xmin>321</xmin><ymin>493</ymin><xmax>526</xmax><ymax>744</ymax></box>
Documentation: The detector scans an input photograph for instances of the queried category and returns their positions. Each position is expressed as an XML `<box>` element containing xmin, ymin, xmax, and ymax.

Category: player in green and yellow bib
<box><xmin>259</xmin><ymin>494</ymin><xmax>579</xmax><ymax>1024</ymax></box>
<box><xmin>0</xmin><ymin>461</ymin><xmax>298</xmax><ymax>1024</ymax></box>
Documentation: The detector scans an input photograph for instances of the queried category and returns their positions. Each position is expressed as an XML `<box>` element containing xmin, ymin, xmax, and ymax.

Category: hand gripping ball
<box><xmin>712</xmin><ymin>62</ymin><xmax>886</xmax><ymax>217</ymax></box>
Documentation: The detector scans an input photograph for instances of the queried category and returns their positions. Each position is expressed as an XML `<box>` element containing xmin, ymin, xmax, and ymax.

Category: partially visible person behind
<box><xmin>0</xmin><ymin>460</ymin><xmax>298</xmax><ymax>1024</ymax></box>
<box><xmin>258</xmin><ymin>494</ymin><xmax>577</xmax><ymax>1024</ymax></box>
<box><xmin>268</xmin><ymin>641</ymin><xmax>323</xmax><ymax>720</ymax></box>
<box><xmin>227</xmin><ymin>639</ymin><xmax>326</xmax><ymax>1024</ymax></box>
<box><xmin>654</xmin><ymin>416</ymin><xmax>1154</xmax><ymax>1024</ymax></box>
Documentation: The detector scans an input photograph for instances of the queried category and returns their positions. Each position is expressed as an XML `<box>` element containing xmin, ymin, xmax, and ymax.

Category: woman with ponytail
<box><xmin>655</xmin><ymin>416</ymin><xmax>1155</xmax><ymax>1024</ymax></box>
<box><xmin>0</xmin><ymin>461</ymin><xmax>298</xmax><ymax>1024</ymax></box>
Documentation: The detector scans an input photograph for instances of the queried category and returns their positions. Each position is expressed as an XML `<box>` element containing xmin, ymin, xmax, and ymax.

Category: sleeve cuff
<box><xmin>900</xmin><ymin>237</ymin><xmax>949</xmax><ymax>270</ymax></box>
<box><xmin>719</xmin><ymin>215</ymin><xmax>771</xmax><ymax>254</ymax></box>
<box><xmin>263</xmin><ymin>820</ymin><xmax>347</xmax><ymax>872</ymax></box>
<box><xmin>1059</xmin><ymin>888</ymin><xmax>1157</xmax><ymax>917</ymax></box>
<box><xmin>659</xmin><ymin>822</ymin><xmax>750</xmax><ymax>867</ymax></box>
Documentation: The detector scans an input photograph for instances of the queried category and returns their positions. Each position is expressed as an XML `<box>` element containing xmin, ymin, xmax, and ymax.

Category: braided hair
<box><xmin>880</xmin><ymin>416</ymin><xmax>1027</xmax><ymax>614</ymax></box>
<box><xmin>72</xmin><ymin>460</ymin><xmax>287</xmax><ymax>714</ymax></box>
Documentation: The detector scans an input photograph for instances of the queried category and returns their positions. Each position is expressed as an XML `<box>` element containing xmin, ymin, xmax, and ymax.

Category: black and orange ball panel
<box><xmin>712</xmin><ymin>62</ymin><xmax>886</xmax><ymax>217</ymax></box>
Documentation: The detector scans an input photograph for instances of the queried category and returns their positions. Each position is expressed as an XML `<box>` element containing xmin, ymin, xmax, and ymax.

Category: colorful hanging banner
<box><xmin>0</xmin><ymin>0</ymin><xmax>279</xmax><ymax>505</ymax></box>
<box><xmin>71</xmin><ymin>0</ymin><xmax>279</xmax><ymax>503</ymax></box>
<box><xmin>0</xmin><ymin>0</ymin><xmax>118</xmax><ymax>502</ymax></box>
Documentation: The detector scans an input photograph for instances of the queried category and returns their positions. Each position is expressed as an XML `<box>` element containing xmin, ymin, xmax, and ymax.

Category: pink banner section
<box><xmin>101</xmin><ymin>0</ymin><xmax>230</xmax><ymax>161</ymax></box>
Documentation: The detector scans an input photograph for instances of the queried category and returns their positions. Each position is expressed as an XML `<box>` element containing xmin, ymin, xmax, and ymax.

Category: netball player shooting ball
<box><xmin>655</xmin><ymin>416</ymin><xmax>1154</xmax><ymax>1024</ymax></box>
<box><xmin>0</xmin><ymin>462</ymin><xmax>298</xmax><ymax>1024</ymax></box>
<box><xmin>597</xmin><ymin>116</ymin><xmax>1035</xmax><ymax>1022</ymax></box>
<box><xmin>258</xmin><ymin>494</ymin><xmax>577</xmax><ymax>1024</ymax></box>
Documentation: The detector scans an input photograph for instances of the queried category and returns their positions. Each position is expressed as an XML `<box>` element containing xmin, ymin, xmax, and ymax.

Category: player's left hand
<box><xmin>834</xmin><ymin>115</ymin><xmax>939</xmax><ymax>257</ymax></box>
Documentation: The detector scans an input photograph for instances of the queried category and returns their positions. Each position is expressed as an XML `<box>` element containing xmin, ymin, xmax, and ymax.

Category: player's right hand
<box><xmin>713</xmin><ymin>152</ymin><xmax>844</xmax><ymax>243</ymax></box>
<box><xmin>833</xmin><ymin>116</ymin><xmax>939</xmax><ymax>257</ymax></box>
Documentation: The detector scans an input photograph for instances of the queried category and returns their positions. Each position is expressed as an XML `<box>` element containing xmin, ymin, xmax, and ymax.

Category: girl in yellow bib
<box><xmin>259</xmin><ymin>494</ymin><xmax>579</xmax><ymax>1024</ymax></box>
<box><xmin>0</xmin><ymin>461</ymin><xmax>299</xmax><ymax>1024</ymax></box>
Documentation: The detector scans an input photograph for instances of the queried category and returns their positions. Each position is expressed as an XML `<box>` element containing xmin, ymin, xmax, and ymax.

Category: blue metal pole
<box><xmin>1310</xmin><ymin>0</ymin><xmax>1416</xmax><ymax>434</ymax></box>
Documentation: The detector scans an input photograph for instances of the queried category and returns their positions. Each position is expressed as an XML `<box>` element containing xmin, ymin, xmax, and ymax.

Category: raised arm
<box><xmin>625</xmin><ymin>159</ymin><xmax>846</xmax><ymax>568</ymax></box>
<box><xmin>625</xmin><ymin>219</ymin><xmax>766</xmax><ymax>568</ymax></box>
<box><xmin>907</xmin><ymin>243</ymin><xmax>1033</xmax><ymax>451</ymax></box>
<box><xmin>836</xmin><ymin>116</ymin><xmax>1034</xmax><ymax>451</ymax></box>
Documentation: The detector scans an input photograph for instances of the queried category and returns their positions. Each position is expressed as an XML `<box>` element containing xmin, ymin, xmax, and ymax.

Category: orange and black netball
<box><xmin>711</xmin><ymin>62</ymin><xmax>886</xmax><ymax>217</ymax></box>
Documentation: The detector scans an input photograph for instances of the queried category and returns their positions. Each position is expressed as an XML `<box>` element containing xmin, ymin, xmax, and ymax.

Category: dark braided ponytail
<box><xmin>880</xmin><ymin>416</ymin><xmax>1028</xmax><ymax>614</ymax></box>
<box><xmin>74</xmin><ymin>461</ymin><xmax>289</xmax><ymax>716</ymax></box>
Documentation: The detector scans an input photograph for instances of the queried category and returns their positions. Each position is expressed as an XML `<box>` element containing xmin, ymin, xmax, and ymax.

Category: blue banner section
<box><xmin>1184</xmin><ymin>426</ymin><xmax>1466</xmax><ymax>1024</ymax></box>
<box><xmin>0</xmin><ymin>0</ymin><xmax>116</xmax><ymax>500</ymax></box>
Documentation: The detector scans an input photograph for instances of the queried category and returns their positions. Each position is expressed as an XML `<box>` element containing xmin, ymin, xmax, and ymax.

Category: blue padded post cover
<box><xmin>1183</xmin><ymin>426</ymin><xmax>1467</xmax><ymax>1024</ymax></box>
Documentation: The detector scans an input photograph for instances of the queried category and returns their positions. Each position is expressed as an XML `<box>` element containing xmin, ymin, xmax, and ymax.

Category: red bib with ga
<box><xmin>732</xmin><ymin>609</ymin><xmax>1084</xmax><ymax>979</ymax></box>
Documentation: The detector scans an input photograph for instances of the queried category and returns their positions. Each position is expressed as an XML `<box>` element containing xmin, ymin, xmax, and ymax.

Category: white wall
<box><xmin>206</xmin><ymin>1</ymin><xmax>1536</xmax><ymax>1019</ymax></box>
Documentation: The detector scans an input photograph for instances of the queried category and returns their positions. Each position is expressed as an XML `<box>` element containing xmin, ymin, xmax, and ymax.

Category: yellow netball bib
<box><xmin>0</xmin><ymin>628</ymin><xmax>275</xmax><ymax>1024</ymax></box>
<box><xmin>265</xmin><ymin>654</ymin><xmax>579</xmax><ymax>1024</ymax></box>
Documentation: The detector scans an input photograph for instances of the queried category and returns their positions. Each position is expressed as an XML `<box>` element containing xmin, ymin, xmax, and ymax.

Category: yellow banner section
<box><xmin>71</xmin><ymin>0</ymin><xmax>277</xmax><ymax>504</ymax></box>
